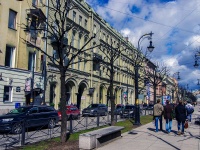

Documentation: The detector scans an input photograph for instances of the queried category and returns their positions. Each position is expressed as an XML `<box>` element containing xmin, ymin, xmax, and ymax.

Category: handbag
<box><xmin>184</xmin><ymin>121</ymin><xmax>188</xmax><ymax>129</ymax></box>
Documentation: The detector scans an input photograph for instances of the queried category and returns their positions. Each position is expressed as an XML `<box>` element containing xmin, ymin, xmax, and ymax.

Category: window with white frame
<box><xmin>85</xmin><ymin>19</ymin><xmax>87</xmax><ymax>28</ymax></box>
<box><xmin>78</xmin><ymin>57</ymin><xmax>80</xmax><ymax>70</ymax></box>
<box><xmin>93</xmin><ymin>24</ymin><xmax>96</xmax><ymax>35</ymax></box>
<box><xmin>32</xmin><ymin>0</ymin><xmax>38</xmax><ymax>7</ymax></box>
<box><xmin>8</xmin><ymin>9</ymin><xmax>17</xmax><ymax>29</ymax></box>
<box><xmin>3</xmin><ymin>86</ymin><xmax>13</xmax><ymax>102</ymax></box>
<box><xmin>79</xmin><ymin>16</ymin><xmax>82</xmax><ymax>26</ymax></box>
<box><xmin>28</xmin><ymin>52</ymin><xmax>35</xmax><ymax>71</ymax></box>
<box><xmin>71</xmin><ymin>31</ymin><xmax>76</xmax><ymax>47</ymax></box>
<box><xmin>5</xmin><ymin>45</ymin><xmax>15</xmax><ymax>67</ymax></box>
<box><xmin>73</xmin><ymin>11</ymin><xmax>76</xmax><ymax>22</ymax></box>
<box><xmin>78</xmin><ymin>34</ymin><xmax>82</xmax><ymax>49</ymax></box>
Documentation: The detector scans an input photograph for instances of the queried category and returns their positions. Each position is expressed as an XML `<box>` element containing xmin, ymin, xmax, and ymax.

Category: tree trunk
<box><xmin>153</xmin><ymin>84</ymin><xmax>157</xmax><ymax>104</ymax></box>
<box><xmin>60</xmin><ymin>68</ymin><xmax>67</xmax><ymax>143</ymax></box>
<box><xmin>110</xmin><ymin>54</ymin><xmax>115</xmax><ymax>125</ymax></box>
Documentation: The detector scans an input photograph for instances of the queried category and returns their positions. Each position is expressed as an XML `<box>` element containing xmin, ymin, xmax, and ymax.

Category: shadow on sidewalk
<box><xmin>130</xmin><ymin>128</ymin><xmax>181</xmax><ymax>150</ymax></box>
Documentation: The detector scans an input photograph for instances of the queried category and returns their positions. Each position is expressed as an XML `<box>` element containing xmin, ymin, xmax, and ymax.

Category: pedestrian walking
<box><xmin>153</xmin><ymin>99</ymin><xmax>164</xmax><ymax>132</ymax></box>
<box><xmin>175</xmin><ymin>100</ymin><xmax>187</xmax><ymax>135</ymax></box>
<box><xmin>185</xmin><ymin>101</ymin><xmax>194</xmax><ymax>122</ymax></box>
<box><xmin>164</xmin><ymin>100</ymin><xmax>173</xmax><ymax>134</ymax></box>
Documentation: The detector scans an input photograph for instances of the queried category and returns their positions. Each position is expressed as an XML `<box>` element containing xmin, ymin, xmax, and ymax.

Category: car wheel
<box><xmin>48</xmin><ymin>119</ymin><xmax>56</xmax><ymax>129</ymax></box>
<box><xmin>12</xmin><ymin>123</ymin><xmax>22</xmax><ymax>134</ymax></box>
<box><xmin>77</xmin><ymin>114</ymin><xmax>80</xmax><ymax>120</ymax></box>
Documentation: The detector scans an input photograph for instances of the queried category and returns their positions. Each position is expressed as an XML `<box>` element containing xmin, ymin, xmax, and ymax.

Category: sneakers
<box><xmin>181</xmin><ymin>132</ymin><xmax>185</xmax><ymax>135</ymax></box>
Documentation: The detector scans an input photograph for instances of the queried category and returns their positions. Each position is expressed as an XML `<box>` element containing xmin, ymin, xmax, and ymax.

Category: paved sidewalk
<box><xmin>97</xmin><ymin>104</ymin><xmax>200</xmax><ymax>150</ymax></box>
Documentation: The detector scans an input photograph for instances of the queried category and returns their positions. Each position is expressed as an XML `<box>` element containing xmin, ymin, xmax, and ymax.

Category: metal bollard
<box><xmin>69</xmin><ymin>114</ymin><xmax>73</xmax><ymax>133</ymax></box>
<box><xmin>21</xmin><ymin>120</ymin><xmax>25</xmax><ymax>146</ymax></box>
<box><xmin>97</xmin><ymin>113</ymin><xmax>100</xmax><ymax>127</ymax></box>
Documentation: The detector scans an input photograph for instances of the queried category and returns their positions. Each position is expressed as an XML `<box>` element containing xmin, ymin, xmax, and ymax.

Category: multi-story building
<box><xmin>0</xmin><ymin>0</ymin><xmax>46</xmax><ymax>114</ymax></box>
<box><xmin>0</xmin><ymin>0</ymin><xmax>151</xmax><ymax>114</ymax></box>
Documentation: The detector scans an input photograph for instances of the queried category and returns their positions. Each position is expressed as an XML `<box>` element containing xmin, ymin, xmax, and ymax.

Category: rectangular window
<box><xmin>28</xmin><ymin>52</ymin><xmax>35</xmax><ymax>71</ymax></box>
<box><xmin>78</xmin><ymin>58</ymin><xmax>80</xmax><ymax>70</ymax></box>
<box><xmin>85</xmin><ymin>19</ymin><xmax>87</xmax><ymax>28</ymax></box>
<box><xmin>71</xmin><ymin>32</ymin><xmax>75</xmax><ymax>47</ymax></box>
<box><xmin>78</xmin><ymin>34</ymin><xmax>81</xmax><ymax>49</ymax></box>
<box><xmin>32</xmin><ymin>0</ymin><xmax>38</xmax><ymax>7</ymax></box>
<box><xmin>3</xmin><ymin>86</ymin><xmax>13</xmax><ymax>102</ymax></box>
<box><xmin>8</xmin><ymin>9</ymin><xmax>17</xmax><ymax>29</ymax></box>
<box><xmin>93</xmin><ymin>24</ymin><xmax>96</xmax><ymax>34</ymax></box>
<box><xmin>73</xmin><ymin>11</ymin><xmax>76</xmax><ymax>22</ymax></box>
<box><xmin>79</xmin><ymin>16</ymin><xmax>82</xmax><ymax>26</ymax></box>
<box><xmin>5</xmin><ymin>45</ymin><xmax>14</xmax><ymax>67</ymax></box>
<box><xmin>30</xmin><ymin>16</ymin><xmax>37</xmax><ymax>42</ymax></box>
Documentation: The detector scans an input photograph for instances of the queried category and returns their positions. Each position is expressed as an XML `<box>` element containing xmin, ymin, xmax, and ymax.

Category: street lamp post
<box><xmin>173</xmin><ymin>72</ymin><xmax>180</xmax><ymax>102</ymax></box>
<box><xmin>134</xmin><ymin>32</ymin><xmax>154</xmax><ymax>125</ymax></box>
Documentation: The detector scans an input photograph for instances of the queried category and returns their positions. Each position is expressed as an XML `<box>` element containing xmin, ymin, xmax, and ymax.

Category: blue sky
<box><xmin>86</xmin><ymin>0</ymin><xmax>200</xmax><ymax>91</ymax></box>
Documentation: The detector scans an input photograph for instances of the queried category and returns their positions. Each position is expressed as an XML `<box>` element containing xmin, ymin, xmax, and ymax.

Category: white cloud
<box><xmin>86</xmin><ymin>0</ymin><xmax>200</xmax><ymax>89</ymax></box>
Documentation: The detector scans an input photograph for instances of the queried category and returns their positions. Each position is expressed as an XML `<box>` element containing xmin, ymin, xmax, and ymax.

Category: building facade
<box><xmin>0</xmin><ymin>0</ymin><xmax>140</xmax><ymax>113</ymax></box>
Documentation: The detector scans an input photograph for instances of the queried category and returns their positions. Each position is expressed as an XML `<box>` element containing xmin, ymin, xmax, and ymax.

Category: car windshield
<box><xmin>8</xmin><ymin>107</ymin><xmax>30</xmax><ymax>114</ymax></box>
<box><xmin>125</xmin><ymin>106</ymin><xmax>134</xmax><ymax>109</ymax></box>
<box><xmin>116</xmin><ymin>105</ymin><xmax>123</xmax><ymax>109</ymax></box>
<box><xmin>87</xmin><ymin>104</ymin><xmax>99</xmax><ymax>108</ymax></box>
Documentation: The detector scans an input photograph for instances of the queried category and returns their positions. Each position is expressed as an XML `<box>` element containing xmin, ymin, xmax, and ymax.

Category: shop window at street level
<box><xmin>8</xmin><ymin>9</ymin><xmax>17</xmax><ymax>29</ymax></box>
<box><xmin>3</xmin><ymin>86</ymin><xmax>13</xmax><ymax>102</ymax></box>
<box><xmin>5</xmin><ymin>45</ymin><xmax>15</xmax><ymax>67</ymax></box>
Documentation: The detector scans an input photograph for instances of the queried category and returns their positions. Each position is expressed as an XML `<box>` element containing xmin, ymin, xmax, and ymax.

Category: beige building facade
<box><xmin>0</xmin><ymin>0</ymin><xmax>153</xmax><ymax>114</ymax></box>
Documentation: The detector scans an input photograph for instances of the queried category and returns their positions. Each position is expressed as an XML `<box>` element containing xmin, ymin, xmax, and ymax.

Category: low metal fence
<box><xmin>0</xmin><ymin>112</ymin><xmax>151</xmax><ymax>150</ymax></box>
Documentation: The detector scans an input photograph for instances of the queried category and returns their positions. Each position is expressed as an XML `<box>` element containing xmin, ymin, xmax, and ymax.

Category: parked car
<box><xmin>147</xmin><ymin>104</ymin><xmax>154</xmax><ymax>110</ymax></box>
<box><xmin>57</xmin><ymin>105</ymin><xmax>80</xmax><ymax>120</ymax></box>
<box><xmin>114</xmin><ymin>104</ymin><xmax>124</xmax><ymax>115</ymax></box>
<box><xmin>82</xmin><ymin>104</ymin><xmax>108</xmax><ymax>116</ymax></box>
<box><xmin>142</xmin><ymin>103</ymin><xmax>148</xmax><ymax>109</ymax></box>
<box><xmin>0</xmin><ymin>105</ymin><xmax>59</xmax><ymax>134</ymax></box>
<box><xmin>121</xmin><ymin>105</ymin><xmax>135</xmax><ymax>118</ymax></box>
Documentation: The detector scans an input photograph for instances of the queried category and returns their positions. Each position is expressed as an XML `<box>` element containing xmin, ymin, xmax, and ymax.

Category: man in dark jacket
<box><xmin>164</xmin><ymin>100</ymin><xmax>173</xmax><ymax>134</ymax></box>
<box><xmin>175</xmin><ymin>100</ymin><xmax>187</xmax><ymax>135</ymax></box>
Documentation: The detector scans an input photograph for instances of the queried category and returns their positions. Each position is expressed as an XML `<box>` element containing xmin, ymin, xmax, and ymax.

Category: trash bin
<box><xmin>15</xmin><ymin>103</ymin><xmax>21</xmax><ymax>108</ymax></box>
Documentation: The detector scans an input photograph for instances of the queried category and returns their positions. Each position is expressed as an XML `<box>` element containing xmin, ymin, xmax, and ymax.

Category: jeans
<box><xmin>187</xmin><ymin>114</ymin><xmax>192</xmax><ymax>122</ymax></box>
<box><xmin>177</xmin><ymin>121</ymin><xmax>185</xmax><ymax>133</ymax></box>
<box><xmin>155</xmin><ymin>116</ymin><xmax>162</xmax><ymax>132</ymax></box>
<box><xmin>165</xmin><ymin>119</ymin><xmax>172</xmax><ymax>133</ymax></box>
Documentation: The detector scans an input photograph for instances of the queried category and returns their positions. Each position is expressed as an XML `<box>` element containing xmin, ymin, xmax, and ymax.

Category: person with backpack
<box><xmin>185</xmin><ymin>101</ymin><xmax>194</xmax><ymax>122</ymax></box>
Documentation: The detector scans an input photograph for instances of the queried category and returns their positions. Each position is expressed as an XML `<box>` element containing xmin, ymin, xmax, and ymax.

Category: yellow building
<box><xmin>0</xmin><ymin>0</ymin><xmax>147</xmax><ymax>113</ymax></box>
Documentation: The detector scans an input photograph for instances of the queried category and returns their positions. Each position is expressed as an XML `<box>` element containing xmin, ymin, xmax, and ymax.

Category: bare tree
<box><xmin>19</xmin><ymin>0</ymin><xmax>97</xmax><ymax>143</ymax></box>
<box><xmin>98</xmin><ymin>38</ymin><xmax>126</xmax><ymax>125</ymax></box>
<box><xmin>145</xmin><ymin>62</ymin><xmax>169</xmax><ymax>104</ymax></box>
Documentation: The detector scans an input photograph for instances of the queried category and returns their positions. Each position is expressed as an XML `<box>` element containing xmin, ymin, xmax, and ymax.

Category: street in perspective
<box><xmin>0</xmin><ymin>0</ymin><xmax>200</xmax><ymax>150</ymax></box>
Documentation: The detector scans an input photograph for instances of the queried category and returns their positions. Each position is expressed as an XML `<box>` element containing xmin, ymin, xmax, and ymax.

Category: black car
<box><xmin>114</xmin><ymin>104</ymin><xmax>124</xmax><ymax>115</ymax></box>
<box><xmin>82</xmin><ymin>104</ymin><xmax>108</xmax><ymax>116</ymax></box>
<box><xmin>121</xmin><ymin>105</ymin><xmax>135</xmax><ymax>118</ymax></box>
<box><xmin>0</xmin><ymin>105</ymin><xmax>59</xmax><ymax>134</ymax></box>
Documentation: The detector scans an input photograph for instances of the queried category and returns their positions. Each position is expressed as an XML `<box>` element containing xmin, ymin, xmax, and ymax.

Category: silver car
<box><xmin>82</xmin><ymin>104</ymin><xmax>108</xmax><ymax>116</ymax></box>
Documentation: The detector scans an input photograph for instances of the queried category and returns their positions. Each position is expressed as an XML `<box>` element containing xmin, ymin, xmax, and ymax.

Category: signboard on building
<box><xmin>16</xmin><ymin>87</ymin><xmax>21</xmax><ymax>92</ymax></box>
<box><xmin>25</xmin><ymin>78</ymin><xmax>31</xmax><ymax>92</ymax></box>
<box><xmin>162</xmin><ymin>95</ymin><xmax>171</xmax><ymax>105</ymax></box>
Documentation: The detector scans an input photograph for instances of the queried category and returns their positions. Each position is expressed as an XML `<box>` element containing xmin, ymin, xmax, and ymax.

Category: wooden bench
<box><xmin>79</xmin><ymin>126</ymin><xmax>124</xmax><ymax>150</ymax></box>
